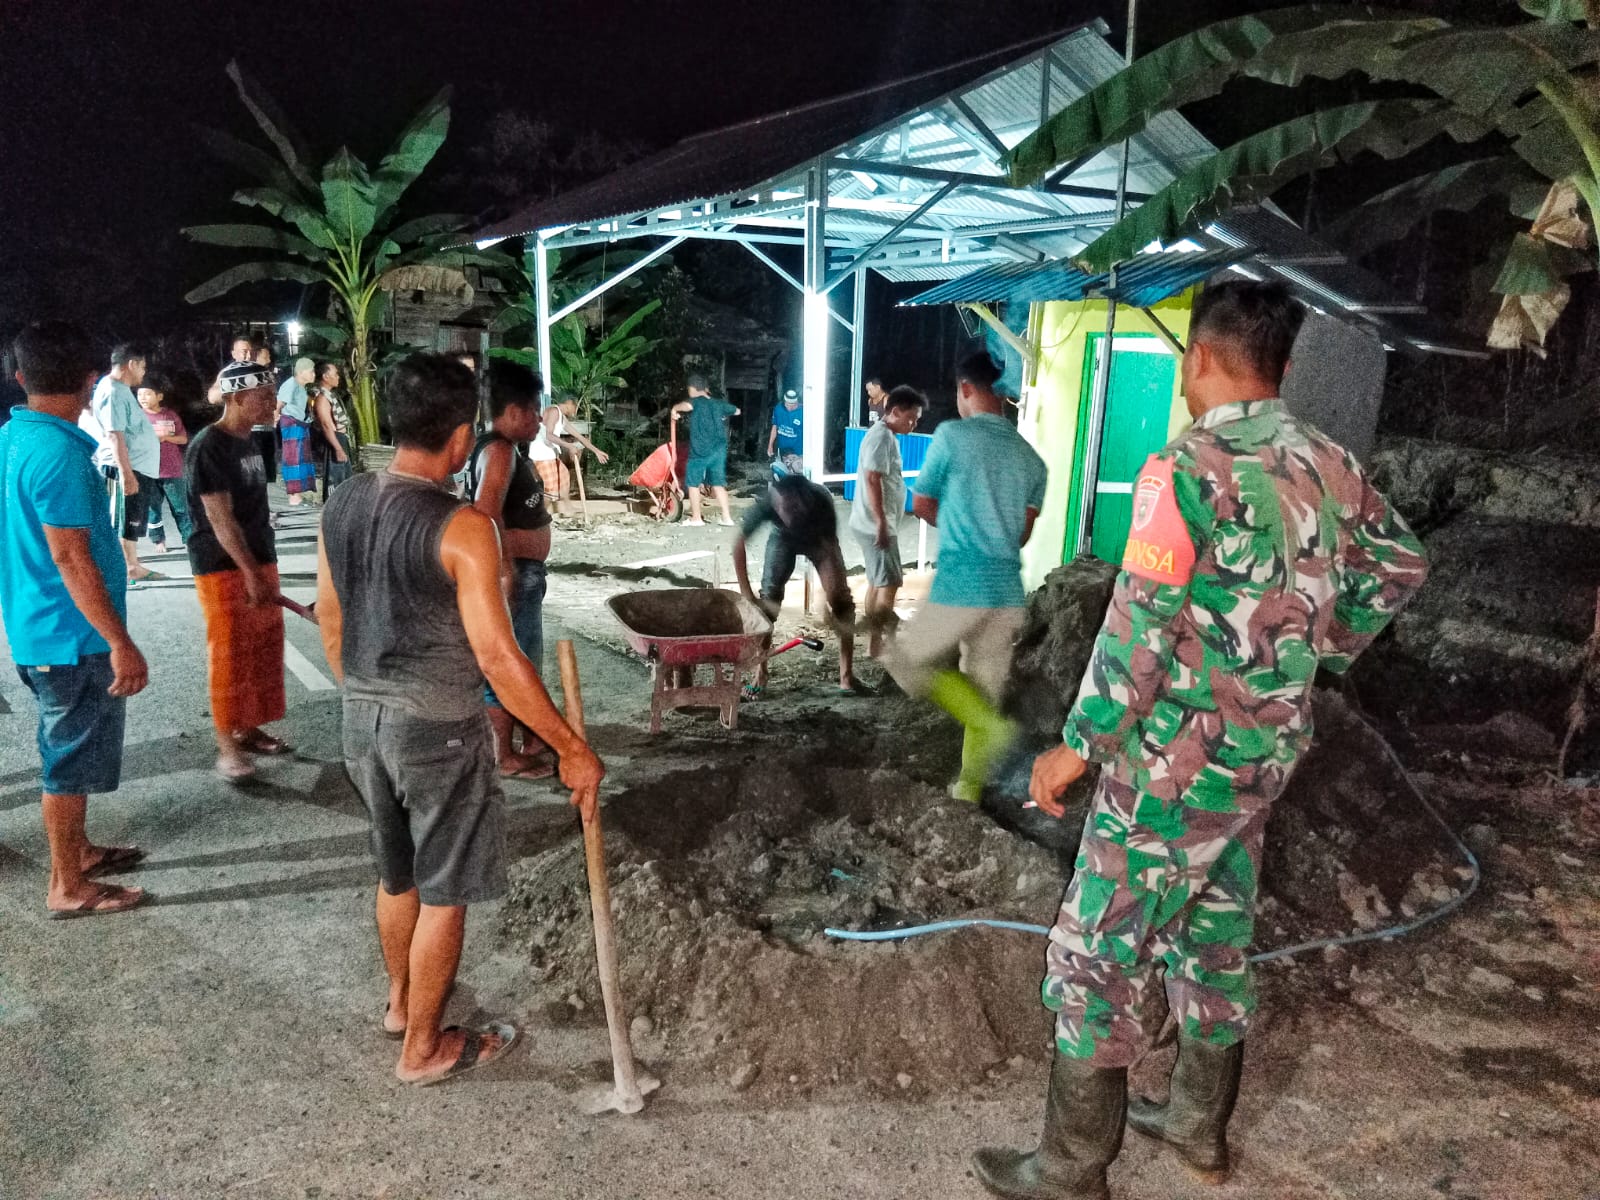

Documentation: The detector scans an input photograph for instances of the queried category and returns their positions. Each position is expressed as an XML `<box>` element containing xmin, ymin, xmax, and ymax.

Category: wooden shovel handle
<box><xmin>555</xmin><ymin>640</ymin><xmax>644</xmax><ymax>1110</ymax></box>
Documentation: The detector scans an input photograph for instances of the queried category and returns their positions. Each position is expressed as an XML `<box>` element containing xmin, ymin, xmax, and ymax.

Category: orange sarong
<box><xmin>195</xmin><ymin>564</ymin><xmax>287</xmax><ymax>733</ymax></box>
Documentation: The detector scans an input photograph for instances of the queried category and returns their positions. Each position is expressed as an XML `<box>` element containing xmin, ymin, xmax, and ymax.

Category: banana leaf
<box><xmin>1076</xmin><ymin>99</ymin><xmax>1489</xmax><ymax>270</ymax></box>
<box><xmin>1321</xmin><ymin>157</ymin><xmax>1549</xmax><ymax>256</ymax></box>
<box><xmin>181</xmin><ymin>223</ymin><xmax>320</xmax><ymax>257</ymax></box>
<box><xmin>225</xmin><ymin>60</ymin><xmax>318</xmax><ymax>193</ymax></box>
<box><xmin>183</xmin><ymin>259</ymin><xmax>325</xmax><ymax>305</ymax></box>
<box><xmin>300</xmin><ymin>318</ymin><xmax>349</xmax><ymax>349</ymax></box>
<box><xmin>384</xmin><ymin>212</ymin><xmax>467</xmax><ymax>246</ymax></box>
<box><xmin>232</xmin><ymin>187</ymin><xmax>339</xmax><ymax>252</ymax></box>
<box><xmin>321</xmin><ymin>149</ymin><xmax>379</xmax><ymax>245</ymax></box>
<box><xmin>1520</xmin><ymin>0</ymin><xmax>1594</xmax><ymax>24</ymax></box>
<box><xmin>194</xmin><ymin>126</ymin><xmax>309</xmax><ymax>199</ymax></box>
<box><xmin>1492</xmin><ymin>229</ymin><xmax>1593</xmax><ymax>294</ymax></box>
<box><xmin>1008</xmin><ymin>7</ymin><xmax>1445</xmax><ymax>186</ymax></box>
<box><xmin>370</xmin><ymin>88</ymin><xmax>452</xmax><ymax>224</ymax></box>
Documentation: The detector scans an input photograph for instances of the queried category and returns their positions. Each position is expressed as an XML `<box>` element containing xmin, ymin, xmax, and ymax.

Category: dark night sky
<box><xmin>2</xmin><ymin>0</ymin><xmax>1461</xmax><ymax>340</ymax></box>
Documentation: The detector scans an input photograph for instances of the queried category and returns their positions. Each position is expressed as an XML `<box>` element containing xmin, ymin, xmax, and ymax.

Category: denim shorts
<box><xmin>485</xmin><ymin>558</ymin><xmax>547</xmax><ymax>709</ymax></box>
<box><xmin>342</xmin><ymin>699</ymin><xmax>507</xmax><ymax>907</ymax></box>
<box><xmin>16</xmin><ymin>653</ymin><xmax>126</xmax><ymax>795</ymax></box>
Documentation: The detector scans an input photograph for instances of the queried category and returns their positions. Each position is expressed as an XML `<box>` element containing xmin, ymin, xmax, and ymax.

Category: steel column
<box><xmin>1073</xmin><ymin>0</ymin><xmax>1138</xmax><ymax>558</ymax></box>
<box><xmin>801</xmin><ymin>161</ymin><xmax>829</xmax><ymax>477</ymax></box>
<box><xmin>849</xmin><ymin>267</ymin><xmax>867</xmax><ymax>426</ymax></box>
<box><xmin>532</xmin><ymin>236</ymin><xmax>553</xmax><ymax>404</ymax></box>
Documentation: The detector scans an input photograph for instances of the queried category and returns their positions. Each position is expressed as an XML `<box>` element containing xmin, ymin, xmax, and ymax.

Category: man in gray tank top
<box><xmin>317</xmin><ymin>354</ymin><xmax>604</xmax><ymax>1087</ymax></box>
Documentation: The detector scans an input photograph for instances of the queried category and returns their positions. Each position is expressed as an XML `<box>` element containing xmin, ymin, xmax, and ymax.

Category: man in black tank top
<box><xmin>469</xmin><ymin>362</ymin><xmax>554</xmax><ymax>778</ymax></box>
<box><xmin>317</xmin><ymin>355</ymin><xmax>604</xmax><ymax>1087</ymax></box>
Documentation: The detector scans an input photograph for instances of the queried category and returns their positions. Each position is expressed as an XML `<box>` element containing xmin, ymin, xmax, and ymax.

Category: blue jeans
<box><xmin>148</xmin><ymin>476</ymin><xmax>194</xmax><ymax>546</ymax></box>
<box><xmin>16</xmin><ymin>653</ymin><xmax>126</xmax><ymax>794</ymax></box>
<box><xmin>485</xmin><ymin>558</ymin><xmax>547</xmax><ymax>708</ymax></box>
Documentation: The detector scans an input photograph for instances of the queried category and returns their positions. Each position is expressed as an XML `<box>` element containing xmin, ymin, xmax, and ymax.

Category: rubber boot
<box><xmin>1126</xmin><ymin>1038</ymin><xmax>1243</xmax><ymax>1184</ymax></box>
<box><xmin>927</xmin><ymin>669</ymin><xmax>1016</xmax><ymax>802</ymax></box>
<box><xmin>972</xmin><ymin>1054</ymin><xmax>1127</xmax><ymax>1200</ymax></box>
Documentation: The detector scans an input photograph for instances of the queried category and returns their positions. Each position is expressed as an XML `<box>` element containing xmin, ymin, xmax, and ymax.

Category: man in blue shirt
<box><xmin>767</xmin><ymin>388</ymin><xmax>804</xmax><ymax>475</ymax></box>
<box><xmin>671</xmin><ymin>374</ymin><xmax>740</xmax><ymax>527</ymax></box>
<box><xmin>889</xmin><ymin>352</ymin><xmax>1047</xmax><ymax>802</ymax></box>
<box><xmin>1</xmin><ymin>321</ymin><xmax>151</xmax><ymax>918</ymax></box>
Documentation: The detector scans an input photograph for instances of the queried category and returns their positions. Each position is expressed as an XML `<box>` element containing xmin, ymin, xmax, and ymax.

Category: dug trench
<box><xmin>500</xmin><ymin>561</ymin><xmax>1507</xmax><ymax>1100</ymax></box>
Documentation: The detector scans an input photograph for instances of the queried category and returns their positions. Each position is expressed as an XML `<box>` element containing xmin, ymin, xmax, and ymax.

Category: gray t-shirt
<box><xmin>849</xmin><ymin>421</ymin><xmax>904</xmax><ymax>537</ymax></box>
<box><xmin>91</xmin><ymin>376</ymin><xmax>162</xmax><ymax>477</ymax></box>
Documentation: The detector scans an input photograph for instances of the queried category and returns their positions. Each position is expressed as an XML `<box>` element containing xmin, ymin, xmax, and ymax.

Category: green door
<box><xmin>1066</xmin><ymin>335</ymin><xmax>1178</xmax><ymax>565</ymax></box>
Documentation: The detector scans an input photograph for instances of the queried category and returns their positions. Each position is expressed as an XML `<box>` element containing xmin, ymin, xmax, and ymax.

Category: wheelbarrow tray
<box><xmin>607</xmin><ymin>589</ymin><xmax>773</xmax><ymax>732</ymax></box>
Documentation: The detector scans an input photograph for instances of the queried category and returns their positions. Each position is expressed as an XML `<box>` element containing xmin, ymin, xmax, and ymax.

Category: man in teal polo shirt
<box><xmin>1</xmin><ymin>321</ymin><xmax>151</xmax><ymax>918</ymax></box>
<box><xmin>889</xmin><ymin>352</ymin><xmax>1047</xmax><ymax>801</ymax></box>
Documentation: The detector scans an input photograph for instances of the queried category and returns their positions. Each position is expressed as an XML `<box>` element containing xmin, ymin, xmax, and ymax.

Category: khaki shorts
<box><xmin>855</xmin><ymin>531</ymin><xmax>904</xmax><ymax>589</ymax></box>
<box><xmin>887</xmin><ymin>603</ymin><xmax>1025</xmax><ymax>701</ymax></box>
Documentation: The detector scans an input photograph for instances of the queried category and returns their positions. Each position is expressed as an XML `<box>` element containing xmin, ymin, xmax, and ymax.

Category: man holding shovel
<box><xmin>317</xmin><ymin>354</ymin><xmax>604</xmax><ymax>1087</ymax></box>
<box><xmin>974</xmin><ymin>281</ymin><xmax>1428</xmax><ymax>1199</ymax></box>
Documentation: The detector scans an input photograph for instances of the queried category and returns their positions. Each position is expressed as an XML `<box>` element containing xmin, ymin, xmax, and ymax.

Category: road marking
<box><xmin>622</xmin><ymin>550</ymin><xmax>715</xmax><ymax>570</ymax></box>
<box><xmin>283</xmin><ymin>641</ymin><xmax>336</xmax><ymax>692</ymax></box>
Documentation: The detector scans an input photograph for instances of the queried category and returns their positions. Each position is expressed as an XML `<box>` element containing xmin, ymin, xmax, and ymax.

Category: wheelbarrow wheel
<box><xmin>659</xmin><ymin>486</ymin><xmax>684</xmax><ymax>523</ymax></box>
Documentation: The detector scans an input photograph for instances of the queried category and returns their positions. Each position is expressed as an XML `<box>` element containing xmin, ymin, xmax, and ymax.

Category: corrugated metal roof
<box><xmin>472</xmin><ymin>25</ymin><xmax>1089</xmax><ymax>242</ymax></box>
<box><xmin>898</xmin><ymin>247</ymin><xmax>1252</xmax><ymax>307</ymax></box>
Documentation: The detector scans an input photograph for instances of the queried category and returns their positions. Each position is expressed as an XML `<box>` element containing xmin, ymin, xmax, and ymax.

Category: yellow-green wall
<box><xmin>1018</xmin><ymin>292</ymin><xmax>1195</xmax><ymax>590</ymax></box>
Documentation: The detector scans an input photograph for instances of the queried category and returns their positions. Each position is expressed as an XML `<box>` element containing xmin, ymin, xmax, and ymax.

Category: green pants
<box><xmin>1042</xmin><ymin>773</ymin><xmax>1266</xmax><ymax>1068</ymax></box>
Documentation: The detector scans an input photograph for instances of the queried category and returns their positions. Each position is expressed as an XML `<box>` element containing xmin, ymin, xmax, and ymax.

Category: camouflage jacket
<box><xmin>1063</xmin><ymin>399</ymin><xmax>1427</xmax><ymax>809</ymax></box>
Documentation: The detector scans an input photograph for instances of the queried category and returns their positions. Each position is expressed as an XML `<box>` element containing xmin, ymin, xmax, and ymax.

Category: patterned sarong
<box><xmin>279</xmin><ymin>417</ymin><xmax>316</xmax><ymax>495</ymax></box>
<box><xmin>195</xmin><ymin>564</ymin><xmax>287</xmax><ymax>733</ymax></box>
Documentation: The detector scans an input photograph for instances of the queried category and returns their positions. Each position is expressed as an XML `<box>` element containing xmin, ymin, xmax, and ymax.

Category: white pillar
<box><xmin>849</xmin><ymin>267</ymin><xmax>867</xmax><ymax>426</ymax></box>
<box><xmin>533</xmin><ymin>236</ymin><xmax>554</xmax><ymax>405</ymax></box>
<box><xmin>801</xmin><ymin>163</ymin><xmax>828</xmax><ymax>477</ymax></box>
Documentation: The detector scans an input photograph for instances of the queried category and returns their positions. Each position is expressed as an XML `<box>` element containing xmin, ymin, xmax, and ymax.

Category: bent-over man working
<box><xmin>734</xmin><ymin>472</ymin><xmax>867</xmax><ymax>698</ymax></box>
<box><xmin>318</xmin><ymin>354</ymin><xmax>604</xmax><ymax>1087</ymax></box>
<box><xmin>973</xmin><ymin>281</ymin><xmax>1428</xmax><ymax>1199</ymax></box>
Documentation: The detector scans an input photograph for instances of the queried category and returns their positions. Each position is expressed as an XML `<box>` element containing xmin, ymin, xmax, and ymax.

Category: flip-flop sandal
<box><xmin>500</xmin><ymin>757</ymin><xmax>555</xmax><ymax>780</ymax></box>
<box><xmin>85</xmin><ymin>845</ymin><xmax>145</xmax><ymax>878</ymax></box>
<box><xmin>741</xmin><ymin>683</ymin><xmax>765</xmax><ymax>702</ymax></box>
<box><xmin>47</xmin><ymin>881</ymin><xmax>147</xmax><ymax>920</ymax></box>
<box><xmin>839</xmin><ymin>681</ymin><xmax>879</xmax><ymax>697</ymax></box>
<box><xmin>382</xmin><ymin>1005</ymin><xmax>406</xmax><ymax>1041</ymax></box>
<box><xmin>129</xmin><ymin>570</ymin><xmax>171</xmax><ymax>584</ymax></box>
<box><xmin>408</xmin><ymin>1022</ymin><xmax>520</xmax><ymax>1087</ymax></box>
<box><xmin>234</xmin><ymin>731</ymin><xmax>293</xmax><ymax>756</ymax></box>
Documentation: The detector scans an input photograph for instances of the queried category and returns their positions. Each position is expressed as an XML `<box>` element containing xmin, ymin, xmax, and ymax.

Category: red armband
<box><xmin>1121</xmin><ymin>456</ymin><xmax>1196</xmax><ymax>586</ymax></box>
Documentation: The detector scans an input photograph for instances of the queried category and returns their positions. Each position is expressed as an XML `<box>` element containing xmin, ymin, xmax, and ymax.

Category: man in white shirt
<box><xmin>848</xmin><ymin>385</ymin><xmax>924</xmax><ymax>657</ymax></box>
<box><xmin>89</xmin><ymin>344</ymin><xmax>167</xmax><ymax>585</ymax></box>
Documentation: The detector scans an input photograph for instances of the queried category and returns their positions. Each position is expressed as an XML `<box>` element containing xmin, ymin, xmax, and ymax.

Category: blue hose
<box><xmin>826</xmin><ymin>713</ymin><xmax>1481</xmax><ymax>965</ymax></box>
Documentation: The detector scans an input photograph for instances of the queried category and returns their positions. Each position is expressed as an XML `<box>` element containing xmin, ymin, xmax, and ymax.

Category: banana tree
<box><xmin>492</xmin><ymin>299</ymin><xmax>663</xmax><ymax>425</ymax></box>
<box><xmin>1006</xmin><ymin>4</ymin><xmax>1600</xmax><ymax>350</ymax></box>
<box><xmin>182</xmin><ymin>61</ymin><xmax>510</xmax><ymax>442</ymax></box>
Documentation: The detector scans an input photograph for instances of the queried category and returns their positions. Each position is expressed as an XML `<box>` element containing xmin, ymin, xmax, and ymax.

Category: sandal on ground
<box><xmin>215</xmin><ymin>757</ymin><xmax>258</xmax><ymax>784</ymax></box>
<box><xmin>128</xmin><ymin>569</ymin><xmax>171</xmax><ymax>584</ymax></box>
<box><xmin>500</xmin><ymin>754</ymin><xmax>555</xmax><ymax>781</ymax></box>
<box><xmin>84</xmin><ymin>845</ymin><xmax>145</xmax><ymax>878</ymax></box>
<box><xmin>404</xmin><ymin>1022</ymin><xmax>520</xmax><ymax>1087</ymax></box>
<box><xmin>741</xmin><ymin>682</ymin><xmax>765</xmax><ymax>702</ymax></box>
<box><xmin>382</xmin><ymin>1005</ymin><xmax>406</xmax><ymax>1041</ymax></box>
<box><xmin>839</xmin><ymin>680</ymin><xmax>878</xmax><ymax>697</ymax></box>
<box><xmin>233</xmin><ymin>730</ymin><xmax>293</xmax><ymax>756</ymax></box>
<box><xmin>47</xmin><ymin>881</ymin><xmax>147</xmax><ymax>920</ymax></box>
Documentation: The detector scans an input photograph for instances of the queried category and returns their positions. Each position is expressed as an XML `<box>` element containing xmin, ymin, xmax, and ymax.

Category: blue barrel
<box><xmin>842</xmin><ymin>427</ymin><xmax>931</xmax><ymax>513</ymax></box>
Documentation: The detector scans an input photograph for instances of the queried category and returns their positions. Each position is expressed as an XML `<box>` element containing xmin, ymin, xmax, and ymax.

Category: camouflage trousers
<box><xmin>1042</xmin><ymin>773</ymin><xmax>1268</xmax><ymax>1068</ymax></box>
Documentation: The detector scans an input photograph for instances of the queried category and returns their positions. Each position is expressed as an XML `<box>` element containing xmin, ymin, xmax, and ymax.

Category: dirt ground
<box><xmin>3</xmin><ymin>483</ymin><xmax>1598</xmax><ymax>1199</ymax></box>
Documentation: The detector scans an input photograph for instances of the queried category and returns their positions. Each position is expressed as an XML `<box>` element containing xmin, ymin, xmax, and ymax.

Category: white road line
<box><xmin>283</xmin><ymin>641</ymin><xmax>336</xmax><ymax>692</ymax></box>
<box><xmin>622</xmin><ymin>550</ymin><xmax>715</xmax><ymax>570</ymax></box>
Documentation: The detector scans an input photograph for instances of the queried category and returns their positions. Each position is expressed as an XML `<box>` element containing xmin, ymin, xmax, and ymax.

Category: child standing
<box><xmin>137</xmin><ymin>372</ymin><xmax>193</xmax><ymax>548</ymax></box>
<box><xmin>671</xmin><ymin>373</ymin><xmax>740</xmax><ymax>527</ymax></box>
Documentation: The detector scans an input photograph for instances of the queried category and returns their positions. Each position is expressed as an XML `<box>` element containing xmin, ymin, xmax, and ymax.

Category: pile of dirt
<box><xmin>501</xmin><ymin>751</ymin><xmax>1064</xmax><ymax>1094</ymax></box>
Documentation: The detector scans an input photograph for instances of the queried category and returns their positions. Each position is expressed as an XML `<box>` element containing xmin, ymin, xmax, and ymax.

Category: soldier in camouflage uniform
<box><xmin>973</xmin><ymin>280</ymin><xmax>1428</xmax><ymax>1200</ymax></box>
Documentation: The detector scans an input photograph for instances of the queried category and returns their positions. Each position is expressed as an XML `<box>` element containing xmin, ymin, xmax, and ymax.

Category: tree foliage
<box><xmin>182</xmin><ymin>61</ymin><xmax>510</xmax><ymax>441</ymax></box>
<box><xmin>1005</xmin><ymin>6</ymin><xmax>1600</xmax><ymax>349</ymax></box>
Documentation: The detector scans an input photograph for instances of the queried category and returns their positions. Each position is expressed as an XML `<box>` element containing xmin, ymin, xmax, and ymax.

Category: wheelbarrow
<box><xmin>626</xmin><ymin>412</ymin><xmax>693</xmax><ymax>523</ymax></box>
<box><xmin>607</xmin><ymin>588</ymin><xmax>817</xmax><ymax>733</ymax></box>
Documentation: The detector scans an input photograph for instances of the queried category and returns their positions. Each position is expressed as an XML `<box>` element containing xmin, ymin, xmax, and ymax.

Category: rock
<box><xmin>1464</xmin><ymin>824</ymin><xmax>1499</xmax><ymax>856</ymax></box>
<box><xmin>1467</xmin><ymin>966</ymin><xmax>1515</xmax><ymax>995</ymax></box>
<box><xmin>730</xmin><ymin>1063</ymin><xmax>760</xmax><ymax>1092</ymax></box>
<box><xmin>565</xmin><ymin>992</ymin><xmax>586</xmax><ymax>1013</ymax></box>
<box><xmin>1522</xmin><ymin>986</ymin><xmax>1546</xmax><ymax>1003</ymax></box>
<box><xmin>630</xmin><ymin>1015</ymin><xmax>654</xmax><ymax>1041</ymax></box>
<box><xmin>896</xmin><ymin>1072</ymin><xmax>914</xmax><ymax>1090</ymax></box>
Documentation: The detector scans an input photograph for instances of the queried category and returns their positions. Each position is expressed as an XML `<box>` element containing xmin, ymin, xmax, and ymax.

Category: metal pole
<box><xmin>1073</xmin><ymin>0</ymin><xmax>1138</xmax><ymax>558</ymax></box>
<box><xmin>533</xmin><ymin>236</ymin><xmax>554</xmax><ymax>405</ymax></box>
<box><xmin>849</xmin><ymin>267</ymin><xmax>867</xmax><ymax>426</ymax></box>
<box><xmin>801</xmin><ymin>160</ymin><xmax>829</xmax><ymax>477</ymax></box>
